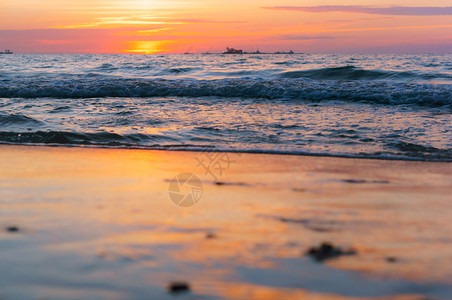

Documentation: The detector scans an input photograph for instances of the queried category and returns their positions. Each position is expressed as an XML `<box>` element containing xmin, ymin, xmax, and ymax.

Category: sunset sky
<box><xmin>0</xmin><ymin>0</ymin><xmax>451</xmax><ymax>54</ymax></box>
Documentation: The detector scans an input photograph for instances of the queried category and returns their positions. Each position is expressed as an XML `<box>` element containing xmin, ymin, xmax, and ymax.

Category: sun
<box><xmin>130</xmin><ymin>0</ymin><xmax>156</xmax><ymax>9</ymax></box>
<box><xmin>117</xmin><ymin>0</ymin><xmax>165</xmax><ymax>10</ymax></box>
<box><xmin>124</xmin><ymin>41</ymin><xmax>172</xmax><ymax>54</ymax></box>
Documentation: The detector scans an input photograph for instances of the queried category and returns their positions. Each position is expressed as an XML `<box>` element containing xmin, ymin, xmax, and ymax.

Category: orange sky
<box><xmin>0</xmin><ymin>0</ymin><xmax>451</xmax><ymax>53</ymax></box>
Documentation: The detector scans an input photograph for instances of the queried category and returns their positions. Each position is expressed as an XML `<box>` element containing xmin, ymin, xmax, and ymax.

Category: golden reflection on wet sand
<box><xmin>0</xmin><ymin>145</ymin><xmax>451</xmax><ymax>299</ymax></box>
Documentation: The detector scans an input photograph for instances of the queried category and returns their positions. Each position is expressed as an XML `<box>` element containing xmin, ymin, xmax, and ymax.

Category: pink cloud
<box><xmin>37</xmin><ymin>40</ymin><xmax>75</xmax><ymax>45</ymax></box>
<box><xmin>275</xmin><ymin>35</ymin><xmax>335</xmax><ymax>41</ymax></box>
<box><xmin>0</xmin><ymin>29</ymin><xmax>122</xmax><ymax>53</ymax></box>
<box><xmin>263</xmin><ymin>6</ymin><xmax>452</xmax><ymax>16</ymax></box>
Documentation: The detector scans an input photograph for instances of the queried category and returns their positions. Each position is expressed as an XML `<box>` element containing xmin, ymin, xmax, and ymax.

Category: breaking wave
<box><xmin>1</xmin><ymin>54</ymin><xmax>451</xmax><ymax>161</ymax></box>
<box><xmin>0</xmin><ymin>131</ymin><xmax>179</xmax><ymax>146</ymax></box>
<box><xmin>0</xmin><ymin>113</ymin><xmax>43</xmax><ymax>126</ymax></box>
<box><xmin>277</xmin><ymin>66</ymin><xmax>452</xmax><ymax>81</ymax></box>
<box><xmin>0</xmin><ymin>130</ymin><xmax>450</xmax><ymax>161</ymax></box>
<box><xmin>0</xmin><ymin>77</ymin><xmax>450</xmax><ymax>108</ymax></box>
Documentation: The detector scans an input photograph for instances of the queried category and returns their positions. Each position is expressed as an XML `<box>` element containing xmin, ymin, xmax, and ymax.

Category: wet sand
<box><xmin>0</xmin><ymin>145</ymin><xmax>451</xmax><ymax>300</ymax></box>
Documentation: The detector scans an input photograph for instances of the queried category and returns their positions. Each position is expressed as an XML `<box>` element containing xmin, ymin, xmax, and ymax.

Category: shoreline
<box><xmin>1</xmin><ymin>142</ymin><xmax>450</xmax><ymax>163</ymax></box>
<box><xmin>1</xmin><ymin>144</ymin><xmax>451</xmax><ymax>299</ymax></box>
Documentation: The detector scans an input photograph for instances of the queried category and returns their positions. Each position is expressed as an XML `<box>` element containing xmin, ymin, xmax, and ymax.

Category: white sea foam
<box><xmin>0</xmin><ymin>77</ymin><xmax>450</xmax><ymax>108</ymax></box>
<box><xmin>0</xmin><ymin>54</ymin><xmax>451</xmax><ymax>160</ymax></box>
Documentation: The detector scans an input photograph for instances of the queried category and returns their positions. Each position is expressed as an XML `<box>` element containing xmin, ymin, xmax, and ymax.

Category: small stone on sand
<box><xmin>6</xmin><ymin>226</ymin><xmax>19</xmax><ymax>233</ymax></box>
<box><xmin>168</xmin><ymin>282</ymin><xmax>190</xmax><ymax>293</ymax></box>
<box><xmin>206</xmin><ymin>232</ymin><xmax>217</xmax><ymax>239</ymax></box>
<box><xmin>386</xmin><ymin>256</ymin><xmax>398</xmax><ymax>263</ymax></box>
<box><xmin>342</xmin><ymin>179</ymin><xmax>367</xmax><ymax>184</ymax></box>
<box><xmin>306</xmin><ymin>242</ymin><xmax>356</xmax><ymax>262</ymax></box>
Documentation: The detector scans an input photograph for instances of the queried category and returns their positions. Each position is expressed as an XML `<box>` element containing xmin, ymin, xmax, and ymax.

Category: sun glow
<box><xmin>1</xmin><ymin>0</ymin><xmax>451</xmax><ymax>53</ymax></box>
<box><xmin>127</xmin><ymin>0</ymin><xmax>159</xmax><ymax>10</ymax></box>
<box><xmin>124</xmin><ymin>40</ymin><xmax>172</xmax><ymax>54</ymax></box>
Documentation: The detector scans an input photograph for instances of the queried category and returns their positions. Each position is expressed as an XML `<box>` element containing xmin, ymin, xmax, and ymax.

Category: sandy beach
<box><xmin>0</xmin><ymin>145</ymin><xmax>451</xmax><ymax>299</ymax></box>
<box><xmin>2</xmin><ymin>0</ymin><xmax>452</xmax><ymax>298</ymax></box>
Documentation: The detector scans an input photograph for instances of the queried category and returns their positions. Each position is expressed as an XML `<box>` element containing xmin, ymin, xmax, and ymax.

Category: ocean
<box><xmin>0</xmin><ymin>53</ymin><xmax>451</xmax><ymax>161</ymax></box>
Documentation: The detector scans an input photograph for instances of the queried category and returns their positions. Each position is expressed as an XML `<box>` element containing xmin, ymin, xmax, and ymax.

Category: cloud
<box><xmin>167</xmin><ymin>18</ymin><xmax>244</xmax><ymax>24</ymax></box>
<box><xmin>112</xmin><ymin>27</ymin><xmax>174</xmax><ymax>36</ymax></box>
<box><xmin>276</xmin><ymin>35</ymin><xmax>335</xmax><ymax>40</ymax></box>
<box><xmin>0</xmin><ymin>28</ymin><xmax>136</xmax><ymax>53</ymax></box>
<box><xmin>55</xmin><ymin>17</ymin><xmax>243</xmax><ymax>29</ymax></box>
<box><xmin>326</xmin><ymin>17</ymin><xmax>393</xmax><ymax>23</ymax></box>
<box><xmin>55</xmin><ymin>17</ymin><xmax>170</xmax><ymax>29</ymax></box>
<box><xmin>36</xmin><ymin>40</ymin><xmax>75</xmax><ymax>45</ymax></box>
<box><xmin>263</xmin><ymin>6</ymin><xmax>452</xmax><ymax>16</ymax></box>
<box><xmin>350</xmin><ymin>42</ymin><xmax>452</xmax><ymax>54</ymax></box>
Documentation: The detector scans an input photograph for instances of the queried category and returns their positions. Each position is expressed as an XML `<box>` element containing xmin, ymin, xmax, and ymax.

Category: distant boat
<box><xmin>203</xmin><ymin>47</ymin><xmax>213</xmax><ymax>55</ymax></box>
<box><xmin>223</xmin><ymin>47</ymin><xmax>243</xmax><ymax>54</ymax></box>
<box><xmin>251</xmin><ymin>45</ymin><xmax>261</xmax><ymax>54</ymax></box>
<box><xmin>274</xmin><ymin>50</ymin><xmax>294</xmax><ymax>54</ymax></box>
<box><xmin>184</xmin><ymin>46</ymin><xmax>193</xmax><ymax>54</ymax></box>
<box><xmin>248</xmin><ymin>49</ymin><xmax>261</xmax><ymax>54</ymax></box>
<box><xmin>0</xmin><ymin>49</ymin><xmax>13</xmax><ymax>54</ymax></box>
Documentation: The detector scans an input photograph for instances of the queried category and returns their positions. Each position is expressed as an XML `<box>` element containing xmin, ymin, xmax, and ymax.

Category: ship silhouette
<box><xmin>223</xmin><ymin>47</ymin><xmax>243</xmax><ymax>54</ymax></box>
<box><xmin>222</xmin><ymin>47</ymin><xmax>295</xmax><ymax>55</ymax></box>
<box><xmin>0</xmin><ymin>49</ymin><xmax>13</xmax><ymax>54</ymax></box>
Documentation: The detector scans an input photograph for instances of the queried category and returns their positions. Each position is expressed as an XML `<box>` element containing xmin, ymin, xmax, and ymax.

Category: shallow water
<box><xmin>0</xmin><ymin>54</ymin><xmax>451</xmax><ymax>160</ymax></box>
<box><xmin>1</xmin><ymin>146</ymin><xmax>452</xmax><ymax>300</ymax></box>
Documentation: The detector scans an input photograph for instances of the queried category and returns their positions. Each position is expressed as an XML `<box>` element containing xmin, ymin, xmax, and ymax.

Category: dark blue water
<box><xmin>0</xmin><ymin>54</ymin><xmax>451</xmax><ymax>160</ymax></box>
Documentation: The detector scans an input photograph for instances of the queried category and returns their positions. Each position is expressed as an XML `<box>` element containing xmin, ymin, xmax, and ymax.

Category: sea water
<box><xmin>0</xmin><ymin>53</ymin><xmax>451</xmax><ymax>160</ymax></box>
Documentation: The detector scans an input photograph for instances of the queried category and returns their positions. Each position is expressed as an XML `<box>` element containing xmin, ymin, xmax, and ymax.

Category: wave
<box><xmin>0</xmin><ymin>131</ymin><xmax>450</xmax><ymax>161</ymax></box>
<box><xmin>278</xmin><ymin>66</ymin><xmax>452</xmax><ymax>81</ymax></box>
<box><xmin>166</xmin><ymin>67</ymin><xmax>198</xmax><ymax>74</ymax></box>
<box><xmin>0</xmin><ymin>131</ymin><xmax>176</xmax><ymax>146</ymax></box>
<box><xmin>94</xmin><ymin>63</ymin><xmax>118</xmax><ymax>71</ymax></box>
<box><xmin>0</xmin><ymin>77</ymin><xmax>450</xmax><ymax>108</ymax></box>
<box><xmin>0</xmin><ymin>113</ymin><xmax>43</xmax><ymax>126</ymax></box>
<box><xmin>387</xmin><ymin>141</ymin><xmax>452</xmax><ymax>161</ymax></box>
